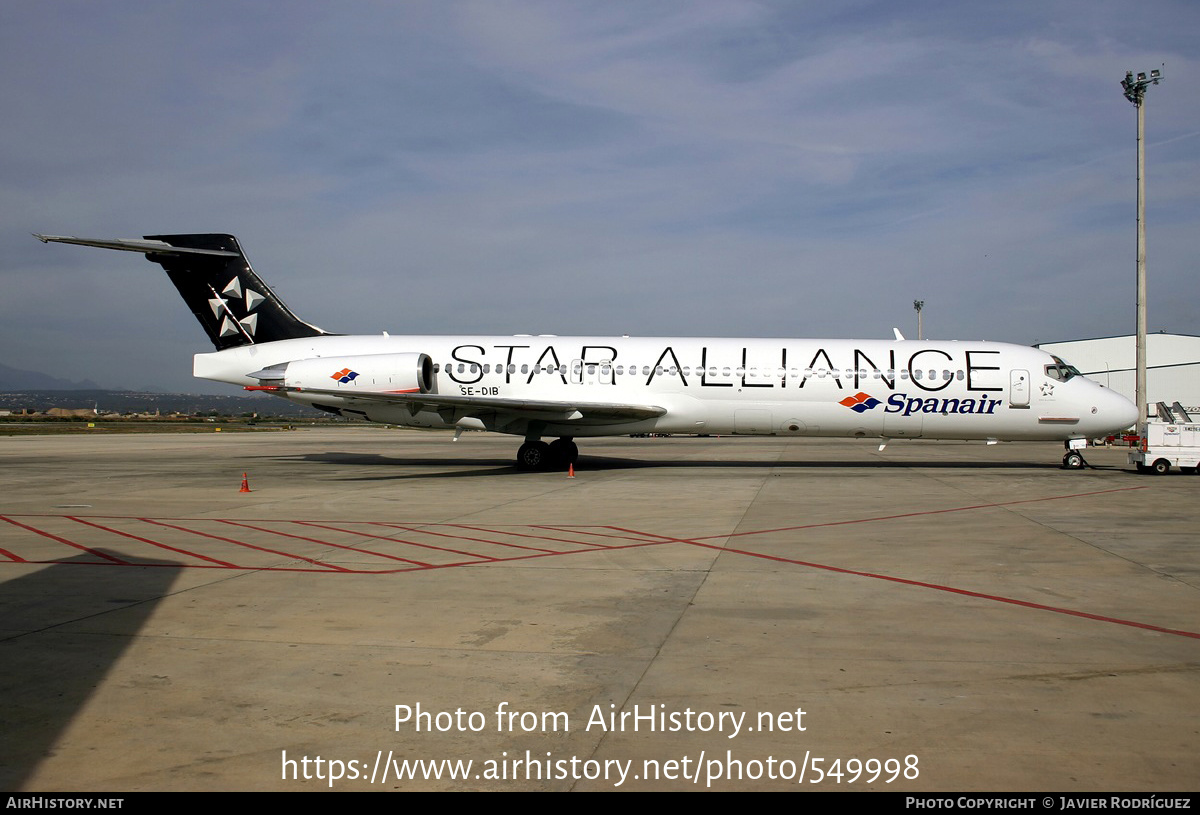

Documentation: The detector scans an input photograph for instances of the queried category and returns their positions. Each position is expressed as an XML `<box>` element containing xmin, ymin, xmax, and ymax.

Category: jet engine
<box><xmin>250</xmin><ymin>352</ymin><xmax>435</xmax><ymax>394</ymax></box>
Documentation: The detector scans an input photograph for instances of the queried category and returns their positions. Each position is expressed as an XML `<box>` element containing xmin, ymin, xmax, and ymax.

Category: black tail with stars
<box><xmin>144</xmin><ymin>234</ymin><xmax>327</xmax><ymax>351</ymax></box>
<box><xmin>36</xmin><ymin>233</ymin><xmax>329</xmax><ymax>351</ymax></box>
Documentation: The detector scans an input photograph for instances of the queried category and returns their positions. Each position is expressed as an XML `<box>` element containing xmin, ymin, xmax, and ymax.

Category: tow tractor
<box><xmin>1128</xmin><ymin>402</ymin><xmax>1200</xmax><ymax>475</ymax></box>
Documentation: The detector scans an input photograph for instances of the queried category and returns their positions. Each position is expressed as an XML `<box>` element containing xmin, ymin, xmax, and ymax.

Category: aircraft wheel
<box><xmin>1152</xmin><ymin>458</ymin><xmax>1170</xmax><ymax>475</ymax></box>
<box><xmin>516</xmin><ymin>441</ymin><xmax>551</xmax><ymax>470</ymax></box>
<box><xmin>548</xmin><ymin>438</ymin><xmax>578</xmax><ymax>469</ymax></box>
<box><xmin>1062</xmin><ymin>452</ymin><xmax>1085</xmax><ymax>470</ymax></box>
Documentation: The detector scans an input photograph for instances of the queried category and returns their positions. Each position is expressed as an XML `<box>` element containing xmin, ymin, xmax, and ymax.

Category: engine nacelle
<box><xmin>255</xmin><ymin>353</ymin><xmax>435</xmax><ymax>394</ymax></box>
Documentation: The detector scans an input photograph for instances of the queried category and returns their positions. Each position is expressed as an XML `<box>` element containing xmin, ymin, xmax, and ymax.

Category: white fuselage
<box><xmin>194</xmin><ymin>334</ymin><xmax>1139</xmax><ymax>442</ymax></box>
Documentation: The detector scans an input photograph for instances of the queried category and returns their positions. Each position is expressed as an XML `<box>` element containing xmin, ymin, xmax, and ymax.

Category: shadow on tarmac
<box><xmin>0</xmin><ymin>551</ymin><xmax>180</xmax><ymax>790</ymax></box>
<box><xmin>275</xmin><ymin>451</ymin><xmax>1137</xmax><ymax>480</ymax></box>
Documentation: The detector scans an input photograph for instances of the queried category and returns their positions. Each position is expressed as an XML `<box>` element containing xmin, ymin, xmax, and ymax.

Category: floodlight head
<box><xmin>1121</xmin><ymin>67</ymin><xmax>1163</xmax><ymax>105</ymax></box>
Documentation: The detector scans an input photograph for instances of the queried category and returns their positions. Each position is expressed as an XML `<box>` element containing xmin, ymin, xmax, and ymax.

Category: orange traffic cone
<box><xmin>567</xmin><ymin>463</ymin><xmax>575</xmax><ymax>479</ymax></box>
<box><xmin>239</xmin><ymin>472</ymin><xmax>252</xmax><ymax>493</ymax></box>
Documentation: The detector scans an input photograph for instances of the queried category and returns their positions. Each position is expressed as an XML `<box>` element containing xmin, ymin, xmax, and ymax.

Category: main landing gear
<box><xmin>516</xmin><ymin>437</ymin><xmax>579</xmax><ymax>471</ymax></box>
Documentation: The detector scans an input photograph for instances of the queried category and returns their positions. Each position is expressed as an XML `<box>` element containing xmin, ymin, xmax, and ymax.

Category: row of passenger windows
<box><xmin>431</xmin><ymin>362</ymin><xmax>970</xmax><ymax>381</ymax></box>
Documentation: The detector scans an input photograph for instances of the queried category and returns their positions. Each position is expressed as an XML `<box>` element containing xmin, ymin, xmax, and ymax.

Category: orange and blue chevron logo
<box><xmin>331</xmin><ymin>368</ymin><xmax>359</xmax><ymax>384</ymax></box>
<box><xmin>839</xmin><ymin>392</ymin><xmax>881</xmax><ymax>413</ymax></box>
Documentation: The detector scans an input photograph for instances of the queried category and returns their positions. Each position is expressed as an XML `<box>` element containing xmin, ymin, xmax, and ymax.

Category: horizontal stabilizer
<box><xmin>35</xmin><ymin>232</ymin><xmax>327</xmax><ymax>350</ymax></box>
<box><xmin>35</xmin><ymin>234</ymin><xmax>239</xmax><ymax>257</ymax></box>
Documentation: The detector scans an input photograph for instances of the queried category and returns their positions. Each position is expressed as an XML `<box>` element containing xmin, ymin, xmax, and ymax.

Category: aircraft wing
<box><xmin>279</xmin><ymin>387</ymin><xmax>667</xmax><ymax>425</ymax></box>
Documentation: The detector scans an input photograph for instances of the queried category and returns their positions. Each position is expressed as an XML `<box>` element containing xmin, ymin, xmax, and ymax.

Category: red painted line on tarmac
<box><xmin>58</xmin><ymin>517</ymin><xmax>239</xmax><ymax>567</ymax></box>
<box><xmin>139</xmin><ymin>519</ymin><xmax>351</xmax><ymax>572</ymax></box>
<box><xmin>373</xmin><ymin>523</ymin><xmax>559</xmax><ymax>554</ymax></box>
<box><xmin>531</xmin><ymin>525</ymin><xmax>668</xmax><ymax>544</ymax></box>
<box><xmin>444</xmin><ymin>524</ymin><xmax>615</xmax><ymax>549</ymax></box>
<box><xmin>611</xmin><ymin>526</ymin><xmax>1200</xmax><ymax>641</ymax></box>
<box><xmin>298</xmin><ymin>522</ymin><xmax>499</xmax><ymax>561</ymax></box>
<box><xmin>0</xmin><ymin>515</ymin><xmax>128</xmax><ymax>564</ymax></box>
<box><xmin>216</xmin><ymin>520</ymin><xmax>431</xmax><ymax>567</ymax></box>
<box><xmin>330</xmin><ymin>538</ymin><xmax>673</xmax><ymax>574</ymax></box>
<box><xmin>26</xmin><ymin>560</ymin><xmax>408</xmax><ymax>573</ymax></box>
<box><xmin>686</xmin><ymin>485</ymin><xmax>1153</xmax><ymax>542</ymax></box>
<box><xmin>0</xmin><ymin>515</ymin><xmax>667</xmax><ymax>572</ymax></box>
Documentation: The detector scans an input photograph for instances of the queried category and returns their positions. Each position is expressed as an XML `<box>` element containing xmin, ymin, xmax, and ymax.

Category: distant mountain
<box><xmin>0</xmin><ymin>389</ymin><xmax>325</xmax><ymax>417</ymax></box>
<box><xmin>0</xmin><ymin>362</ymin><xmax>102</xmax><ymax>391</ymax></box>
<box><xmin>0</xmin><ymin>362</ymin><xmax>327</xmax><ymax>416</ymax></box>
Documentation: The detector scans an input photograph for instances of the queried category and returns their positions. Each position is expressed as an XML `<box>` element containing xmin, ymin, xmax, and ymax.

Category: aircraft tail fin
<box><xmin>35</xmin><ymin>233</ymin><xmax>328</xmax><ymax>350</ymax></box>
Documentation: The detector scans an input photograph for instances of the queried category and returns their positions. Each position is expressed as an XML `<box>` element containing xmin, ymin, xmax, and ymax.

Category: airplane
<box><xmin>35</xmin><ymin>233</ymin><xmax>1139</xmax><ymax>471</ymax></box>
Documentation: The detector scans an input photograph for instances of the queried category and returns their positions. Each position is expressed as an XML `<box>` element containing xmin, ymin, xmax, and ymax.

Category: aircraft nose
<box><xmin>1103</xmin><ymin>390</ymin><xmax>1139</xmax><ymax>432</ymax></box>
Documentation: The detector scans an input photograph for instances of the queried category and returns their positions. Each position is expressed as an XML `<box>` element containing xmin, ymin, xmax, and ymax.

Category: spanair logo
<box><xmin>839</xmin><ymin>392</ymin><xmax>881</xmax><ymax>413</ymax></box>
<box><xmin>331</xmin><ymin>368</ymin><xmax>359</xmax><ymax>384</ymax></box>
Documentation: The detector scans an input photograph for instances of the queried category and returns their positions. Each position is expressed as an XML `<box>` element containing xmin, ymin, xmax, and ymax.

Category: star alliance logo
<box><xmin>331</xmin><ymin>368</ymin><xmax>359</xmax><ymax>384</ymax></box>
<box><xmin>207</xmin><ymin>274</ymin><xmax>266</xmax><ymax>340</ymax></box>
<box><xmin>839</xmin><ymin>392</ymin><xmax>881</xmax><ymax>413</ymax></box>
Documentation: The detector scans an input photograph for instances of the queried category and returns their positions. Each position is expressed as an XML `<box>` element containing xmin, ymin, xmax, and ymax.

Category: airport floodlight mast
<box><xmin>1121</xmin><ymin>66</ymin><xmax>1162</xmax><ymax>429</ymax></box>
<box><xmin>913</xmin><ymin>300</ymin><xmax>924</xmax><ymax>340</ymax></box>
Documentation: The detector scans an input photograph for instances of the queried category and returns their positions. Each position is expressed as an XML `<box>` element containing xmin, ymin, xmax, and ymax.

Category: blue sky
<box><xmin>3</xmin><ymin>1</ymin><xmax>1197</xmax><ymax>392</ymax></box>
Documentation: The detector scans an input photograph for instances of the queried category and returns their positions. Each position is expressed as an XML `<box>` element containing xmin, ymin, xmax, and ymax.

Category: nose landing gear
<box><xmin>1062</xmin><ymin>440</ymin><xmax>1088</xmax><ymax>470</ymax></box>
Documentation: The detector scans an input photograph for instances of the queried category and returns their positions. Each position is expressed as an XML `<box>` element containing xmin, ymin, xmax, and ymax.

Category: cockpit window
<box><xmin>1045</xmin><ymin>355</ymin><xmax>1080</xmax><ymax>382</ymax></box>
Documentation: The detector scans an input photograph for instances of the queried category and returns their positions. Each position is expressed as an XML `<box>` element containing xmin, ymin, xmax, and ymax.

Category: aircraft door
<box><xmin>1010</xmin><ymin>369</ymin><xmax>1030</xmax><ymax>407</ymax></box>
